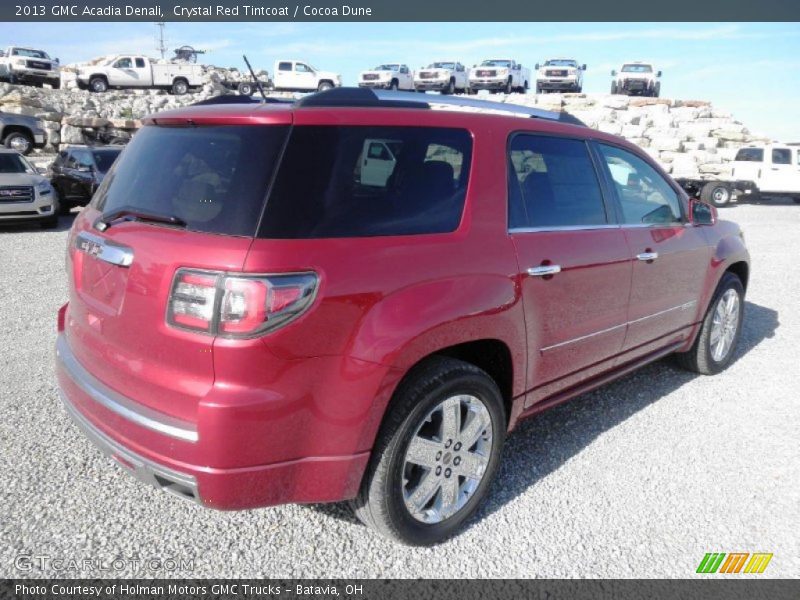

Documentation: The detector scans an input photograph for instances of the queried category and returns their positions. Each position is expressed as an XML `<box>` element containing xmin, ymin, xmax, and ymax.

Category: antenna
<box><xmin>243</xmin><ymin>55</ymin><xmax>268</xmax><ymax>102</ymax></box>
<box><xmin>155</xmin><ymin>22</ymin><xmax>167</xmax><ymax>59</ymax></box>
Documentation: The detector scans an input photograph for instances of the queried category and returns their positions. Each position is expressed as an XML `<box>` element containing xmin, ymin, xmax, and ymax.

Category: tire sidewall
<box><xmin>700</xmin><ymin>274</ymin><xmax>745</xmax><ymax>373</ymax></box>
<box><xmin>378</xmin><ymin>371</ymin><xmax>505</xmax><ymax>545</ymax></box>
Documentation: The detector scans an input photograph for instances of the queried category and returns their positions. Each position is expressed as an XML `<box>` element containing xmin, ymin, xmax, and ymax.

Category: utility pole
<box><xmin>155</xmin><ymin>22</ymin><xmax>167</xmax><ymax>59</ymax></box>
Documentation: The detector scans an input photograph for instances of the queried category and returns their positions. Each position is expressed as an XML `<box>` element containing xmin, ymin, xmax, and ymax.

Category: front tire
<box><xmin>317</xmin><ymin>80</ymin><xmax>334</xmax><ymax>91</ymax></box>
<box><xmin>3</xmin><ymin>131</ymin><xmax>33</xmax><ymax>155</ymax></box>
<box><xmin>352</xmin><ymin>357</ymin><xmax>506</xmax><ymax>546</ymax></box>
<box><xmin>89</xmin><ymin>76</ymin><xmax>108</xmax><ymax>93</ymax></box>
<box><xmin>675</xmin><ymin>273</ymin><xmax>744</xmax><ymax>375</ymax></box>
<box><xmin>505</xmin><ymin>78</ymin><xmax>513</xmax><ymax>94</ymax></box>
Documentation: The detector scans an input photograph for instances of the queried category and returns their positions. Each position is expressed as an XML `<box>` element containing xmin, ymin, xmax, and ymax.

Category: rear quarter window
<box><xmin>734</xmin><ymin>148</ymin><xmax>764</xmax><ymax>162</ymax></box>
<box><xmin>93</xmin><ymin>125</ymin><xmax>289</xmax><ymax>237</ymax></box>
<box><xmin>258</xmin><ymin>126</ymin><xmax>472</xmax><ymax>239</ymax></box>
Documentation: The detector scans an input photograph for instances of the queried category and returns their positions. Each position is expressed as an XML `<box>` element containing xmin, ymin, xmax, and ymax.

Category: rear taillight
<box><xmin>167</xmin><ymin>269</ymin><xmax>318</xmax><ymax>338</ymax></box>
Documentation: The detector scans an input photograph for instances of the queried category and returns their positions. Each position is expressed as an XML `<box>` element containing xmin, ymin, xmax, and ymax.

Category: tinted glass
<box><xmin>92</xmin><ymin>149</ymin><xmax>122</xmax><ymax>172</ymax></box>
<box><xmin>94</xmin><ymin>125</ymin><xmax>289</xmax><ymax>236</ymax></box>
<box><xmin>0</xmin><ymin>153</ymin><xmax>31</xmax><ymax>174</ymax></box>
<box><xmin>278</xmin><ymin>62</ymin><xmax>292</xmax><ymax>71</ymax></box>
<box><xmin>734</xmin><ymin>148</ymin><xmax>764</xmax><ymax>162</ymax></box>
<box><xmin>259</xmin><ymin>126</ymin><xmax>471</xmax><ymax>239</ymax></box>
<box><xmin>597</xmin><ymin>144</ymin><xmax>683</xmax><ymax>225</ymax></box>
<box><xmin>135</xmin><ymin>58</ymin><xmax>146</xmax><ymax>68</ymax></box>
<box><xmin>772</xmin><ymin>148</ymin><xmax>791</xmax><ymax>165</ymax></box>
<box><xmin>508</xmin><ymin>135</ymin><xmax>607</xmax><ymax>229</ymax></box>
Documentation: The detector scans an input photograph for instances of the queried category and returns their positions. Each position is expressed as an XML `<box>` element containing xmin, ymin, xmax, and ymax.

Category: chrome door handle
<box><xmin>636</xmin><ymin>252</ymin><xmax>659</xmax><ymax>261</ymax></box>
<box><xmin>527</xmin><ymin>265</ymin><xmax>561</xmax><ymax>277</ymax></box>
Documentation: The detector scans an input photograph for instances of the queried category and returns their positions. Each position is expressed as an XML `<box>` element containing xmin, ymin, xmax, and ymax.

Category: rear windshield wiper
<box><xmin>94</xmin><ymin>207</ymin><xmax>187</xmax><ymax>231</ymax></box>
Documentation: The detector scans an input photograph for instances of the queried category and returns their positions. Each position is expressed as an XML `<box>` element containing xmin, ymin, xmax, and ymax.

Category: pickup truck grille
<box><xmin>546</xmin><ymin>69</ymin><xmax>568</xmax><ymax>77</ymax></box>
<box><xmin>474</xmin><ymin>69</ymin><xmax>496</xmax><ymax>78</ymax></box>
<box><xmin>0</xmin><ymin>186</ymin><xmax>34</xmax><ymax>203</ymax></box>
<box><xmin>362</xmin><ymin>74</ymin><xmax>379</xmax><ymax>81</ymax></box>
<box><xmin>25</xmin><ymin>60</ymin><xmax>51</xmax><ymax>71</ymax></box>
<box><xmin>418</xmin><ymin>71</ymin><xmax>437</xmax><ymax>79</ymax></box>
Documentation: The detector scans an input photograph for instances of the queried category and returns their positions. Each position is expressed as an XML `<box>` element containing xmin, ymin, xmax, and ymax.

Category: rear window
<box><xmin>93</xmin><ymin>125</ymin><xmax>289</xmax><ymax>237</ymax></box>
<box><xmin>734</xmin><ymin>148</ymin><xmax>764</xmax><ymax>162</ymax></box>
<box><xmin>258</xmin><ymin>126</ymin><xmax>472</xmax><ymax>239</ymax></box>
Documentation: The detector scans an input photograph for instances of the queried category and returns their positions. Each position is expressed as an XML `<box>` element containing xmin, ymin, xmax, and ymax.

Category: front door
<box><xmin>594</xmin><ymin>142</ymin><xmax>711</xmax><ymax>350</ymax></box>
<box><xmin>294</xmin><ymin>62</ymin><xmax>317</xmax><ymax>90</ymax></box>
<box><xmin>108</xmin><ymin>57</ymin><xmax>141</xmax><ymax>86</ymax></box>
<box><xmin>508</xmin><ymin>134</ymin><xmax>631</xmax><ymax>398</ymax></box>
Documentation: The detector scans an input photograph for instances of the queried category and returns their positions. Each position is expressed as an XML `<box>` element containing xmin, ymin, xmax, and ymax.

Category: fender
<box><xmin>345</xmin><ymin>272</ymin><xmax>527</xmax><ymax>450</ymax></box>
<box><xmin>684</xmin><ymin>220</ymin><xmax>750</xmax><ymax>349</ymax></box>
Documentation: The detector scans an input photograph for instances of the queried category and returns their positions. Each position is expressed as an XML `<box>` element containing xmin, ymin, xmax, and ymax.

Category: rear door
<box><xmin>760</xmin><ymin>147</ymin><xmax>796</xmax><ymax>193</ymax></box>
<box><xmin>64</xmin><ymin>118</ymin><xmax>291</xmax><ymax>424</ymax></box>
<box><xmin>594</xmin><ymin>142</ymin><xmax>711</xmax><ymax>351</ymax></box>
<box><xmin>508</xmin><ymin>134</ymin><xmax>631</xmax><ymax>400</ymax></box>
<box><xmin>731</xmin><ymin>147</ymin><xmax>764</xmax><ymax>186</ymax></box>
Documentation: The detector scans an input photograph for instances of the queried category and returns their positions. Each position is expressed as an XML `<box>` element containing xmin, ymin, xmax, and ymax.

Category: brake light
<box><xmin>167</xmin><ymin>269</ymin><xmax>318</xmax><ymax>338</ymax></box>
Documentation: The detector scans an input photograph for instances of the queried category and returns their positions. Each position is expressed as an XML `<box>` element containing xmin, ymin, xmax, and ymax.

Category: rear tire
<box><xmin>317</xmin><ymin>80</ymin><xmax>334</xmax><ymax>91</ymax></box>
<box><xmin>701</xmin><ymin>182</ymin><xmax>732</xmax><ymax>208</ymax></box>
<box><xmin>171</xmin><ymin>79</ymin><xmax>189</xmax><ymax>95</ymax></box>
<box><xmin>352</xmin><ymin>356</ymin><xmax>506</xmax><ymax>546</ymax></box>
<box><xmin>237</xmin><ymin>82</ymin><xmax>254</xmax><ymax>96</ymax></box>
<box><xmin>611</xmin><ymin>82</ymin><xmax>618</xmax><ymax>94</ymax></box>
<box><xmin>675</xmin><ymin>273</ymin><xmax>744</xmax><ymax>375</ymax></box>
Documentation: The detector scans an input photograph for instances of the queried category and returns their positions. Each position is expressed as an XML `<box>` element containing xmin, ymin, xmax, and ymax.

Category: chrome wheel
<box><xmin>712</xmin><ymin>186</ymin><xmax>730</xmax><ymax>206</ymax></box>
<box><xmin>8</xmin><ymin>135</ymin><xmax>31</xmax><ymax>153</ymax></box>
<box><xmin>710</xmin><ymin>289</ymin><xmax>740</xmax><ymax>362</ymax></box>
<box><xmin>402</xmin><ymin>394</ymin><xmax>493</xmax><ymax>524</ymax></box>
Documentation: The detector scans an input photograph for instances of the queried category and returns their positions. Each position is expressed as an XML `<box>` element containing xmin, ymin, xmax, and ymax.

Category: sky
<box><xmin>7</xmin><ymin>22</ymin><xmax>800</xmax><ymax>140</ymax></box>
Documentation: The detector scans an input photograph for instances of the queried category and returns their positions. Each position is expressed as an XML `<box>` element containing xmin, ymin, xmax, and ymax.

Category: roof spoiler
<box><xmin>296</xmin><ymin>87</ymin><xmax>586</xmax><ymax>126</ymax></box>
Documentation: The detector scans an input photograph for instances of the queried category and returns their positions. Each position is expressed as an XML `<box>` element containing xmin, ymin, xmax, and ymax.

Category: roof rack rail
<box><xmin>191</xmin><ymin>94</ymin><xmax>294</xmax><ymax>106</ymax></box>
<box><xmin>296</xmin><ymin>87</ymin><xmax>585</xmax><ymax>126</ymax></box>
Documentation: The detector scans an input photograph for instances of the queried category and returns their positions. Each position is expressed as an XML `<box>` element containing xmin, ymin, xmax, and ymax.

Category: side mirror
<box><xmin>657</xmin><ymin>70</ymin><xmax>662</xmax><ymax>77</ymax></box>
<box><xmin>582</xmin><ymin>64</ymin><xmax>587</xmax><ymax>70</ymax></box>
<box><xmin>55</xmin><ymin>57</ymin><xmax>60</xmax><ymax>64</ymax></box>
<box><xmin>611</xmin><ymin>70</ymin><xmax>617</xmax><ymax>76</ymax></box>
<box><xmin>534</xmin><ymin>63</ymin><xmax>540</xmax><ymax>70</ymax></box>
<box><xmin>689</xmin><ymin>199</ymin><xmax>716</xmax><ymax>226</ymax></box>
<box><xmin>472</xmin><ymin>64</ymin><xmax>476</xmax><ymax>68</ymax></box>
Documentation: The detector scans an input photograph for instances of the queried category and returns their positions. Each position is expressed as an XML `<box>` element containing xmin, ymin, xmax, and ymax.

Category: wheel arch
<box><xmin>1</xmin><ymin>124</ymin><xmax>33</xmax><ymax>141</ymax></box>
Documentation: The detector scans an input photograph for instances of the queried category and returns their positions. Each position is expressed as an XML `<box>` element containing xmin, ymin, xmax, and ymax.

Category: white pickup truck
<box><xmin>675</xmin><ymin>144</ymin><xmax>800</xmax><ymax>207</ymax></box>
<box><xmin>76</xmin><ymin>55</ymin><xmax>203</xmax><ymax>95</ymax></box>
<box><xmin>358</xmin><ymin>63</ymin><xmax>414</xmax><ymax>91</ymax></box>
<box><xmin>413</xmin><ymin>61</ymin><xmax>469</xmax><ymax>94</ymax></box>
<box><xmin>534</xmin><ymin>58</ymin><xmax>586</xmax><ymax>93</ymax></box>
<box><xmin>611</xmin><ymin>62</ymin><xmax>662</xmax><ymax>97</ymax></box>
<box><xmin>468</xmin><ymin>59</ymin><xmax>530</xmax><ymax>94</ymax></box>
<box><xmin>273</xmin><ymin>60</ymin><xmax>341</xmax><ymax>92</ymax></box>
<box><xmin>0</xmin><ymin>46</ymin><xmax>61</xmax><ymax>89</ymax></box>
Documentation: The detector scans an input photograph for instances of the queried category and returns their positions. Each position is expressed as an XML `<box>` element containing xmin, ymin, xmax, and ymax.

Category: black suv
<box><xmin>49</xmin><ymin>146</ymin><xmax>122</xmax><ymax>212</ymax></box>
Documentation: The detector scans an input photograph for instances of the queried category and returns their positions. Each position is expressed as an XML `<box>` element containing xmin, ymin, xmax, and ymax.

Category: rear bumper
<box><xmin>56</xmin><ymin>333</ymin><xmax>372</xmax><ymax>509</ymax></box>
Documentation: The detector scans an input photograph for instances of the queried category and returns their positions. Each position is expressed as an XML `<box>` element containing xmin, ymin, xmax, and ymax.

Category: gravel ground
<box><xmin>0</xmin><ymin>200</ymin><xmax>798</xmax><ymax>579</ymax></box>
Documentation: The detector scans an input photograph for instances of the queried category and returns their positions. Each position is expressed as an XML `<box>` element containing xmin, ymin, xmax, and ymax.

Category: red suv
<box><xmin>56</xmin><ymin>89</ymin><xmax>750</xmax><ymax>545</ymax></box>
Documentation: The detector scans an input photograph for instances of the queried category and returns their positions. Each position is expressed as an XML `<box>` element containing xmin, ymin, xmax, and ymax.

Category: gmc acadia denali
<box><xmin>56</xmin><ymin>89</ymin><xmax>750</xmax><ymax>545</ymax></box>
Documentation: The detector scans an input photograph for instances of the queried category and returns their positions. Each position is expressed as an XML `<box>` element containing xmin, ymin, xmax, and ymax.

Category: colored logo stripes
<box><xmin>696</xmin><ymin>552</ymin><xmax>773</xmax><ymax>574</ymax></box>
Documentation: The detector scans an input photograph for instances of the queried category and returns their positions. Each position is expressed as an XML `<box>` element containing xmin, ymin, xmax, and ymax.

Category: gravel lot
<box><xmin>1</xmin><ymin>200</ymin><xmax>798</xmax><ymax>579</ymax></box>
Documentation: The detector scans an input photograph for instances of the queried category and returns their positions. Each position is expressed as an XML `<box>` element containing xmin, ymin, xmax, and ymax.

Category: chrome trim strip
<box><xmin>628</xmin><ymin>301</ymin><xmax>697</xmax><ymax>325</ymax></box>
<box><xmin>540</xmin><ymin>301</ymin><xmax>698</xmax><ymax>353</ymax></box>
<box><xmin>60</xmin><ymin>390</ymin><xmax>200</xmax><ymax>504</ymax></box>
<box><xmin>56</xmin><ymin>335</ymin><xmax>199</xmax><ymax>443</ymax></box>
<box><xmin>74</xmin><ymin>231</ymin><xmax>134</xmax><ymax>268</ymax></box>
<box><xmin>510</xmin><ymin>224</ymin><xmax>620</xmax><ymax>233</ymax></box>
<box><xmin>541</xmin><ymin>322</ymin><xmax>627</xmax><ymax>353</ymax></box>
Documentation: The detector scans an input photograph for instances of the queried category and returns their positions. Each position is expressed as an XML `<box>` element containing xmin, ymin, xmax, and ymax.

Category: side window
<box><xmin>135</xmin><ymin>58</ymin><xmax>146</xmax><ymax>68</ymax></box>
<box><xmin>114</xmin><ymin>58</ymin><xmax>132</xmax><ymax>69</ymax></box>
<box><xmin>597</xmin><ymin>144</ymin><xmax>683</xmax><ymax>225</ymax></box>
<box><xmin>278</xmin><ymin>62</ymin><xmax>292</xmax><ymax>71</ymax></box>
<box><xmin>734</xmin><ymin>148</ymin><xmax>764</xmax><ymax>162</ymax></box>
<box><xmin>772</xmin><ymin>148</ymin><xmax>791</xmax><ymax>165</ymax></box>
<box><xmin>64</xmin><ymin>152</ymin><xmax>78</xmax><ymax>169</ymax></box>
<box><xmin>296</xmin><ymin>63</ymin><xmax>311</xmax><ymax>73</ymax></box>
<box><xmin>507</xmin><ymin>135</ymin><xmax>607</xmax><ymax>229</ymax></box>
<box><xmin>260</xmin><ymin>126</ymin><xmax>472</xmax><ymax>238</ymax></box>
<box><xmin>73</xmin><ymin>151</ymin><xmax>94</xmax><ymax>168</ymax></box>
